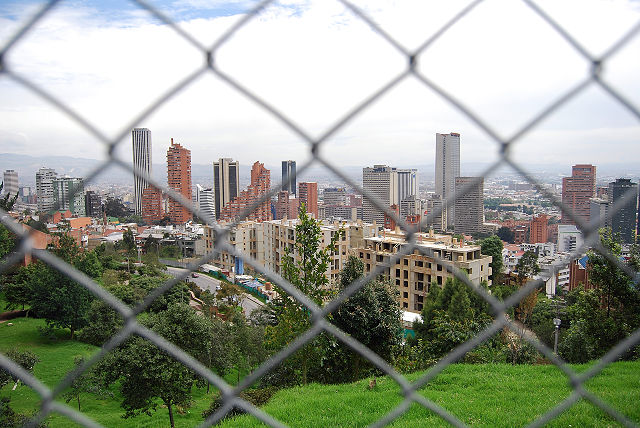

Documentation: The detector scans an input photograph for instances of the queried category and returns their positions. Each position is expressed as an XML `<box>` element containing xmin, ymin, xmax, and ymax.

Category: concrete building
<box><xmin>2</xmin><ymin>170</ymin><xmax>18</xmax><ymax>198</ymax></box>
<box><xmin>220</xmin><ymin>161</ymin><xmax>271</xmax><ymax>222</ymax></box>
<box><xmin>435</xmin><ymin>132</ymin><xmax>460</xmax><ymax>229</ymax></box>
<box><xmin>132</xmin><ymin>128</ymin><xmax>152</xmax><ymax>215</ymax></box>
<box><xmin>167</xmin><ymin>138</ymin><xmax>192</xmax><ymax>224</ymax></box>
<box><xmin>454</xmin><ymin>177</ymin><xmax>483</xmax><ymax>236</ymax></box>
<box><xmin>53</xmin><ymin>176</ymin><xmax>85</xmax><ymax>216</ymax></box>
<box><xmin>196</xmin><ymin>185</ymin><xmax>215</xmax><ymax>222</ymax></box>
<box><xmin>529</xmin><ymin>214</ymin><xmax>548</xmax><ymax>244</ymax></box>
<box><xmin>589</xmin><ymin>198</ymin><xmax>609</xmax><ymax>229</ymax></box>
<box><xmin>557</xmin><ymin>224</ymin><xmax>584</xmax><ymax>253</ymax></box>
<box><xmin>608</xmin><ymin>178</ymin><xmax>638</xmax><ymax>244</ymax></box>
<box><xmin>355</xmin><ymin>230</ymin><xmax>491</xmax><ymax>313</ymax></box>
<box><xmin>362</xmin><ymin>165</ymin><xmax>398</xmax><ymax>224</ymax></box>
<box><xmin>142</xmin><ymin>186</ymin><xmax>163</xmax><ymax>224</ymax></box>
<box><xmin>424</xmin><ymin>194</ymin><xmax>446</xmax><ymax>232</ymax></box>
<box><xmin>36</xmin><ymin>167</ymin><xmax>57</xmax><ymax>213</ymax></box>
<box><xmin>281</xmin><ymin>160</ymin><xmax>296</xmax><ymax>196</ymax></box>
<box><xmin>213</xmin><ymin>158</ymin><xmax>240</xmax><ymax>220</ymax></box>
<box><xmin>298</xmin><ymin>182</ymin><xmax>318</xmax><ymax>219</ymax></box>
<box><xmin>84</xmin><ymin>190</ymin><xmax>102</xmax><ymax>217</ymax></box>
<box><xmin>561</xmin><ymin>164</ymin><xmax>596</xmax><ymax>225</ymax></box>
<box><xmin>323</xmin><ymin>187</ymin><xmax>347</xmax><ymax>206</ymax></box>
<box><xmin>399</xmin><ymin>195</ymin><xmax>423</xmax><ymax>220</ymax></box>
<box><xmin>397</xmin><ymin>168</ymin><xmax>418</xmax><ymax>203</ymax></box>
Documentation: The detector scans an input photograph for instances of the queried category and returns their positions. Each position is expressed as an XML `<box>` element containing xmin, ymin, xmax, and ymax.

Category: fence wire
<box><xmin>0</xmin><ymin>0</ymin><xmax>639</xmax><ymax>427</ymax></box>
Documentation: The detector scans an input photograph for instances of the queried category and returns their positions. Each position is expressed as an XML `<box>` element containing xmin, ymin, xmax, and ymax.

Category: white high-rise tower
<box><xmin>435</xmin><ymin>132</ymin><xmax>460</xmax><ymax>229</ymax></box>
<box><xmin>132</xmin><ymin>128</ymin><xmax>152</xmax><ymax>215</ymax></box>
<box><xmin>362</xmin><ymin>165</ymin><xmax>398</xmax><ymax>224</ymax></box>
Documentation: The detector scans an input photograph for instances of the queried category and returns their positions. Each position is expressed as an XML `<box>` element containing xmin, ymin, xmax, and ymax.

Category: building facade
<box><xmin>453</xmin><ymin>177</ymin><xmax>483</xmax><ymax>235</ymax></box>
<box><xmin>529</xmin><ymin>214</ymin><xmax>548</xmax><ymax>244</ymax></box>
<box><xmin>608</xmin><ymin>178</ymin><xmax>638</xmax><ymax>244</ymax></box>
<box><xmin>3</xmin><ymin>169</ymin><xmax>18</xmax><ymax>198</ymax></box>
<box><xmin>166</xmin><ymin>138</ymin><xmax>192</xmax><ymax>224</ymax></box>
<box><xmin>53</xmin><ymin>176</ymin><xmax>85</xmax><ymax>216</ymax></box>
<box><xmin>196</xmin><ymin>185</ymin><xmax>215</xmax><ymax>223</ymax></box>
<box><xmin>213</xmin><ymin>158</ymin><xmax>239</xmax><ymax>220</ymax></box>
<box><xmin>397</xmin><ymin>168</ymin><xmax>418</xmax><ymax>203</ymax></box>
<box><xmin>281</xmin><ymin>160</ymin><xmax>296</xmax><ymax>196</ymax></box>
<box><xmin>36</xmin><ymin>167</ymin><xmax>57</xmax><ymax>213</ymax></box>
<box><xmin>142</xmin><ymin>186</ymin><xmax>163</xmax><ymax>224</ymax></box>
<box><xmin>561</xmin><ymin>164</ymin><xmax>596</xmax><ymax>225</ymax></box>
<box><xmin>298</xmin><ymin>182</ymin><xmax>318</xmax><ymax>219</ymax></box>
<box><xmin>220</xmin><ymin>161</ymin><xmax>271</xmax><ymax>222</ymax></box>
<box><xmin>435</xmin><ymin>132</ymin><xmax>460</xmax><ymax>229</ymax></box>
<box><xmin>362</xmin><ymin>165</ymin><xmax>398</xmax><ymax>224</ymax></box>
<box><xmin>84</xmin><ymin>190</ymin><xmax>102</xmax><ymax>217</ymax></box>
<box><xmin>132</xmin><ymin>128</ymin><xmax>152</xmax><ymax>215</ymax></box>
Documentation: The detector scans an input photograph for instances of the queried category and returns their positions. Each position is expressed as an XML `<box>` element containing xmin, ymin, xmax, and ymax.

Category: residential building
<box><xmin>281</xmin><ymin>160</ymin><xmax>296</xmax><ymax>196</ymax></box>
<box><xmin>36</xmin><ymin>167</ymin><xmax>57</xmax><ymax>213</ymax></box>
<box><xmin>384</xmin><ymin>204</ymin><xmax>399</xmax><ymax>230</ymax></box>
<box><xmin>196</xmin><ymin>184</ymin><xmax>215</xmax><ymax>223</ymax></box>
<box><xmin>298</xmin><ymin>182</ymin><xmax>318</xmax><ymax>219</ymax></box>
<box><xmin>3</xmin><ymin>169</ymin><xmax>18</xmax><ymax>197</ymax></box>
<box><xmin>608</xmin><ymin>178</ymin><xmax>637</xmax><ymax>244</ymax></box>
<box><xmin>53</xmin><ymin>176</ymin><xmax>85</xmax><ymax>216</ymax></box>
<box><xmin>84</xmin><ymin>191</ymin><xmax>102</xmax><ymax>217</ymax></box>
<box><xmin>142</xmin><ymin>186</ymin><xmax>163</xmax><ymax>224</ymax></box>
<box><xmin>166</xmin><ymin>138</ymin><xmax>192</xmax><ymax>224</ymax></box>
<box><xmin>529</xmin><ymin>214</ymin><xmax>548</xmax><ymax>244</ymax></box>
<box><xmin>355</xmin><ymin>230</ymin><xmax>491</xmax><ymax>313</ymax></box>
<box><xmin>399</xmin><ymin>195</ymin><xmax>423</xmax><ymax>220</ymax></box>
<box><xmin>213</xmin><ymin>158</ymin><xmax>239</xmax><ymax>220</ymax></box>
<box><xmin>435</xmin><ymin>132</ymin><xmax>460</xmax><ymax>229</ymax></box>
<box><xmin>362</xmin><ymin>165</ymin><xmax>398</xmax><ymax>224</ymax></box>
<box><xmin>589</xmin><ymin>198</ymin><xmax>609</xmax><ymax>229</ymax></box>
<box><xmin>275</xmin><ymin>190</ymin><xmax>299</xmax><ymax>220</ymax></box>
<box><xmin>132</xmin><ymin>128</ymin><xmax>152</xmax><ymax>215</ymax></box>
<box><xmin>220</xmin><ymin>161</ymin><xmax>271</xmax><ymax>222</ymax></box>
<box><xmin>557</xmin><ymin>224</ymin><xmax>584</xmax><ymax>253</ymax></box>
<box><xmin>454</xmin><ymin>177</ymin><xmax>483</xmax><ymax>235</ymax></box>
<box><xmin>561</xmin><ymin>164</ymin><xmax>596</xmax><ymax>225</ymax></box>
<box><xmin>424</xmin><ymin>194</ymin><xmax>445</xmax><ymax>232</ymax></box>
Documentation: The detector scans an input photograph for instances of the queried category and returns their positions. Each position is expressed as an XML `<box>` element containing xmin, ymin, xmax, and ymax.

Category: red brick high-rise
<box><xmin>298</xmin><ymin>182</ymin><xmax>318</xmax><ymax>219</ymax></box>
<box><xmin>141</xmin><ymin>186</ymin><xmax>163</xmax><ymax>224</ymax></box>
<box><xmin>561</xmin><ymin>164</ymin><xmax>596</xmax><ymax>225</ymax></box>
<box><xmin>220</xmin><ymin>161</ymin><xmax>271</xmax><ymax>222</ymax></box>
<box><xmin>166</xmin><ymin>138</ymin><xmax>192</xmax><ymax>224</ymax></box>
<box><xmin>529</xmin><ymin>214</ymin><xmax>548</xmax><ymax>244</ymax></box>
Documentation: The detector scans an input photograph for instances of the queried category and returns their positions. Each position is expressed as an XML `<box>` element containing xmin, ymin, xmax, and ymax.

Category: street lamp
<box><xmin>553</xmin><ymin>317</ymin><xmax>561</xmax><ymax>353</ymax></box>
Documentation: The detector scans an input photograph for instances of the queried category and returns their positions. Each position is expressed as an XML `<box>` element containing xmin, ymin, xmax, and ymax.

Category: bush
<box><xmin>202</xmin><ymin>387</ymin><xmax>279</xmax><ymax>421</ymax></box>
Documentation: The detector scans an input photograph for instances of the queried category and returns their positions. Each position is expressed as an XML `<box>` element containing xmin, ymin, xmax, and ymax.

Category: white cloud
<box><xmin>0</xmin><ymin>0</ymin><xmax>639</xmax><ymax>174</ymax></box>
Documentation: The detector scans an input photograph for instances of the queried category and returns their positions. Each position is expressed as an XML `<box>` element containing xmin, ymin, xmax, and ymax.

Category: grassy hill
<box><xmin>2</xmin><ymin>316</ymin><xmax>639</xmax><ymax>427</ymax></box>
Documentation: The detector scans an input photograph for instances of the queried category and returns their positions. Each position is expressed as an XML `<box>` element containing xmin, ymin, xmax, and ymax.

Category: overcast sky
<box><xmin>1</xmin><ymin>0</ymin><xmax>639</xmax><ymax>175</ymax></box>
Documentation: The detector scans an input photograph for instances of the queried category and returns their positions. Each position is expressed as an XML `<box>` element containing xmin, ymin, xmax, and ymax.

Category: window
<box><xmin>403</xmin><ymin>259</ymin><xmax>408</xmax><ymax>266</ymax></box>
<box><xmin>403</xmin><ymin>302</ymin><xmax>408</xmax><ymax>309</ymax></box>
<box><xmin>403</xmin><ymin>291</ymin><xmax>408</xmax><ymax>298</ymax></box>
<box><xmin>403</xmin><ymin>281</ymin><xmax>408</xmax><ymax>287</ymax></box>
<box><xmin>437</xmin><ymin>276</ymin><xmax>442</xmax><ymax>285</ymax></box>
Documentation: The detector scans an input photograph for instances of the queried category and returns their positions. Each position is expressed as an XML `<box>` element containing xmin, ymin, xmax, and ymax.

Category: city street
<box><xmin>166</xmin><ymin>267</ymin><xmax>264</xmax><ymax>316</ymax></box>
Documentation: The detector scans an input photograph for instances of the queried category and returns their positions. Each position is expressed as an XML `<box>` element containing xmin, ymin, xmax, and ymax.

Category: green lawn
<box><xmin>2</xmin><ymin>316</ymin><xmax>639</xmax><ymax>427</ymax></box>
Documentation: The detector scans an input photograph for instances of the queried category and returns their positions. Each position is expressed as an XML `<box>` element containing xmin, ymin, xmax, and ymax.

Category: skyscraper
<box><xmin>213</xmin><ymin>158</ymin><xmax>239</xmax><ymax>220</ymax></box>
<box><xmin>362</xmin><ymin>165</ymin><xmax>398</xmax><ymax>224</ymax></box>
<box><xmin>2</xmin><ymin>170</ymin><xmax>18</xmax><ymax>198</ymax></box>
<box><xmin>196</xmin><ymin>184</ymin><xmax>215</xmax><ymax>222</ymax></box>
<box><xmin>53</xmin><ymin>176</ymin><xmax>85</xmax><ymax>216</ymax></box>
<box><xmin>36</xmin><ymin>167</ymin><xmax>57</xmax><ymax>213</ymax></box>
<box><xmin>298</xmin><ymin>182</ymin><xmax>318</xmax><ymax>219</ymax></box>
<box><xmin>142</xmin><ymin>186</ymin><xmax>163</xmax><ymax>224</ymax></box>
<box><xmin>132</xmin><ymin>128</ymin><xmax>152</xmax><ymax>216</ymax></box>
<box><xmin>435</xmin><ymin>132</ymin><xmax>460</xmax><ymax>229</ymax></box>
<box><xmin>282</xmin><ymin>160</ymin><xmax>296</xmax><ymax>196</ymax></box>
<box><xmin>84</xmin><ymin>190</ymin><xmax>102</xmax><ymax>218</ymax></box>
<box><xmin>397</xmin><ymin>168</ymin><xmax>418</xmax><ymax>203</ymax></box>
<box><xmin>454</xmin><ymin>177</ymin><xmax>483</xmax><ymax>235</ymax></box>
<box><xmin>561</xmin><ymin>164</ymin><xmax>596</xmax><ymax>225</ymax></box>
<box><xmin>608</xmin><ymin>178</ymin><xmax>638</xmax><ymax>244</ymax></box>
<box><xmin>166</xmin><ymin>138</ymin><xmax>192</xmax><ymax>224</ymax></box>
<box><xmin>220</xmin><ymin>161</ymin><xmax>271</xmax><ymax>222</ymax></box>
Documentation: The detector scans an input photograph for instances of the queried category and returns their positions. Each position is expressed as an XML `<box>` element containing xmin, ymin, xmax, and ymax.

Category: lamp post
<box><xmin>553</xmin><ymin>317</ymin><xmax>561</xmax><ymax>353</ymax></box>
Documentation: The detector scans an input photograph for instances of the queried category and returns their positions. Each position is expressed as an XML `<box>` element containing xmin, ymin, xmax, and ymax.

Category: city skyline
<box><xmin>1</xmin><ymin>0</ymin><xmax>639</xmax><ymax>170</ymax></box>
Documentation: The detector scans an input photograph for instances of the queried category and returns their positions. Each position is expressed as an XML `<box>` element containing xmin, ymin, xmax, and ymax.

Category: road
<box><xmin>166</xmin><ymin>267</ymin><xmax>264</xmax><ymax>317</ymax></box>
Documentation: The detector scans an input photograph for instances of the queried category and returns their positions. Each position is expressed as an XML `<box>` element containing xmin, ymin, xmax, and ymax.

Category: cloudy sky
<box><xmin>0</xmin><ymin>0</ymin><xmax>639</xmax><ymax>176</ymax></box>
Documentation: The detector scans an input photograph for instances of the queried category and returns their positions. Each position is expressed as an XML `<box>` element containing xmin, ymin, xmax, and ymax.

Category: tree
<box><xmin>332</xmin><ymin>256</ymin><xmax>402</xmax><ymax>380</ymax></box>
<box><xmin>481</xmin><ymin>235</ymin><xmax>503</xmax><ymax>282</ymax></box>
<box><xmin>266</xmin><ymin>204</ymin><xmax>341</xmax><ymax>385</ymax></box>
<box><xmin>515</xmin><ymin>251</ymin><xmax>540</xmax><ymax>286</ymax></box>
<box><xmin>497</xmin><ymin>226</ymin><xmax>515</xmax><ymax>243</ymax></box>
<box><xmin>62</xmin><ymin>356</ymin><xmax>112</xmax><ymax>411</ymax></box>
<box><xmin>103</xmin><ymin>197</ymin><xmax>128</xmax><ymax>218</ymax></box>
<box><xmin>97</xmin><ymin>304</ymin><xmax>210</xmax><ymax>428</ymax></box>
<box><xmin>0</xmin><ymin>181</ymin><xmax>18</xmax><ymax>212</ymax></box>
<box><xmin>117</xmin><ymin>228</ymin><xmax>136</xmax><ymax>255</ymax></box>
<box><xmin>0</xmin><ymin>349</ymin><xmax>39</xmax><ymax>392</ymax></box>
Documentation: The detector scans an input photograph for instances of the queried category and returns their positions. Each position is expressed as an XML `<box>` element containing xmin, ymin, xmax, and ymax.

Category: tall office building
<box><xmin>298</xmin><ymin>182</ymin><xmax>318</xmax><ymax>219</ymax></box>
<box><xmin>53</xmin><ymin>176</ymin><xmax>85</xmax><ymax>216</ymax></box>
<box><xmin>166</xmin><ymin>138</ymin><xmax>192</xmax><ymax>224</ymax></box>
<box><xmin>362</xmin><ymin>165</ymin><xmax>398</xmax><ymax>224</ymax></box>
<box><xmin>84</xmin><ymin>191</ymin><xmax>102</xmax><ymax>217</ymax></box>
<box><xmin>282</xmin><ymin>160</ymin><xmax>296</xmax><ymax>196</ymax></box>
<box><xmin>196</xmin><ymin>184</ymin><xmax>215</xmax><ymax>222</ymax></box>
<box><xmin>454</xmin><ymin>177</ymin><xmax>483</xmax><ymax>235</ymax></box>
<box><xmin>132</xmin><ymin>128</ymin><xmax>152</xmax><ymax>216</ymax></box>
<box><xmin>435</xmin><ymin>132</ymin><xmax>460</xmax><ymax>229</ymax></box>
<box><xmin>323</xmin><ymin>187</ymin><xmax>347</xmax><ymax>206</ymax></box>
<box><xmin>590</xmin><ymin>198</ymin><xmax>609</xmax><ymax>229</ymax></box>
<box><xmin>2</xmin><ymin>170</ymin><xmax>18</xmax><ymax>198</ymax></box>
<box><xmin>36</xmin><ymin>167</ymin><xmax>58</xmax><ymax>213</ymax></box>
<box><xmin>220</xmin><ymin>161</ymin><xmax>271</xmax><ymax>222</ymax></box>
<box><xmin>608</xmin><ymin>178</ymin><xmax>638</xmax><ymax>244</ymax></box>
<box><xmin>397</xmin><ymin>169</ymin><xmax>418</xmax><ymax>203</ymax></box>
<box><xmin>213</xmin><ymin>158</ymin><xmax>240</xmax><ymax>220</ymax></box>
<box><xmin>561</xmin><ymin>164</ymin><xmax>596</xmax><ymax>225</ymax></box>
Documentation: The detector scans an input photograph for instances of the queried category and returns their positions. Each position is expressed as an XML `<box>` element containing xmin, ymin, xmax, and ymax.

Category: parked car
<box><xmin>191</xmin><ymin>272</ymin><xmax>199</xmax><ymax>278</ymax></box>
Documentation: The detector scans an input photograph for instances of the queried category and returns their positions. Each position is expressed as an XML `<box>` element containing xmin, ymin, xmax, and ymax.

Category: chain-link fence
<box><xmin>1</xmin><ymin>0</ymin><xmax>640</xmax><ymax>426</ymax></box>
